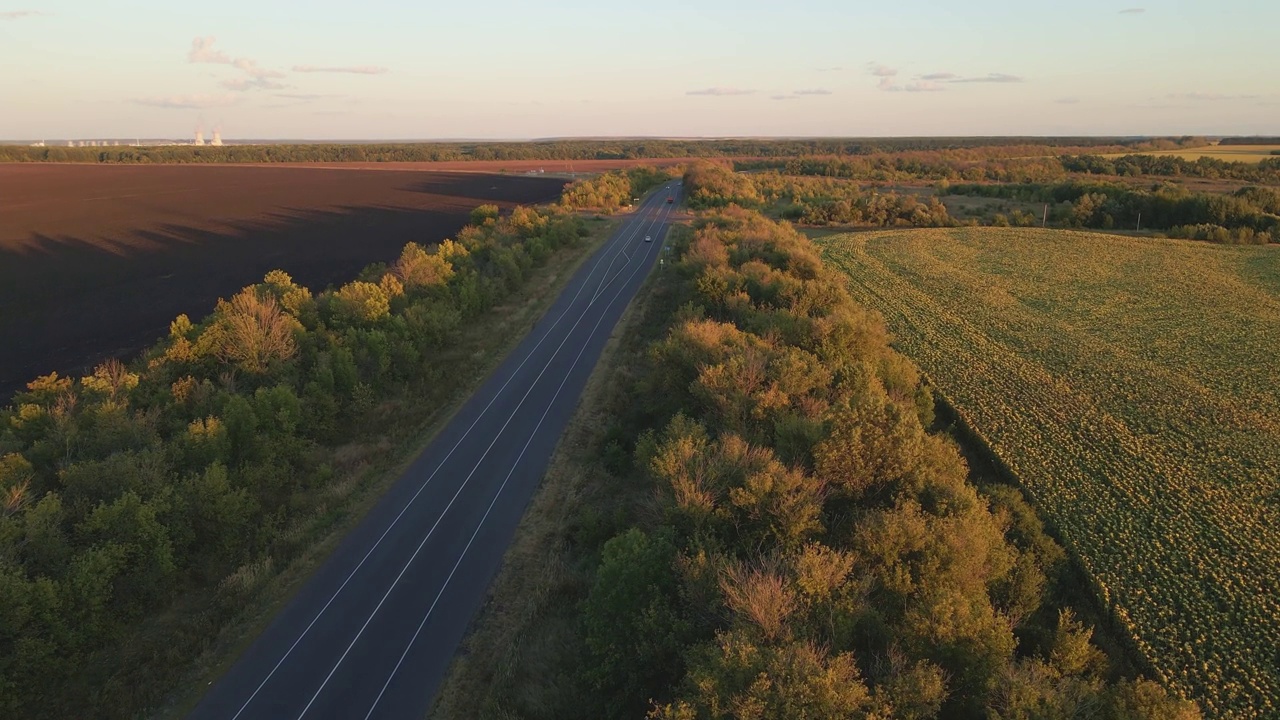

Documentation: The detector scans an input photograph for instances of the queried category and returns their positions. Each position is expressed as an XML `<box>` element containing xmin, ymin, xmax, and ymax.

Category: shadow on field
<box><xmin>404</xmin><ymin>174</ymin><xmax>568</xmax><ymax>200</ymax></box>
<box><xmin>1</xmin><ymin>203</ymin><xmax>480</xmax><ymax>401</ymax></box>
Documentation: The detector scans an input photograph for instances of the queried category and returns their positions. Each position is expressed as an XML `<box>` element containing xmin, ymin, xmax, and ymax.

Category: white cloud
<box><xmin>188</xmin><ymin>36</ymin><xmax>230</xmax><ymax>64</ymax></box>
<box><xmin>877</xmin><ymin>76</ymin><xmax>897</xmax><ymax>91</ymax></box>
<box><xmin>1120</xmin><ymin>7</ymin><xmax>1145</xmax><ymax>14</ymax></box>
<box><xmin>131</xmin><ymin>94</ymin><xmax>239</xmax><ymax>110</ymax></box>
<box><xmin>771</xmin><ymin>95</ymin><xmax>800</xmax><ymax>101</ymax></box>
<box><xmin>950</xmin><ymin>73</ymin><xmax>1024</xmax><ymax>83</ymax></box>
<box><xmin>686</xmin><ymin>87</ymin><xmax>755</xmax><ymax>96</ymax></box>
<box><xmin>905</xmin><ymin>80</ymin><xmax>946</xmax><ymax>92</ymax></box>
<box><xmin>291</xmin><ymin>65</ymin><xmax>389</xmax><ymax>75</ymax></box>
<box><xmin>234</xmin><ymin>57</ymin><xmax>285</xmax><ymax>80</ymax></box>
<box><xmin>187</xmin><ymin>37</ymin><xmax>286</xmax><ymax>92</ymax></box>
<box><xmin>920</xmin><ymin>72</ymin><xmax>957</xmax><ymax>80</ymax></box>
<box><xmin>867</xmin><ymin>62</ymin><xmax>898</xmax><ymax>77</ymax></box>
<box><xmin>794</xmin><ymin>88</ymin><xmax>832</xmax><ymax>95</ymax></box>
<box><xmin>1</xmin><ymin>9</ymin><xmax>45</xmax><ymax>20</ymax></box>
<box><xmin>222</xmin><ymin>77</ymin><xmax>286</xmax><ymax>92</ymax></box>
<box><xmin>273</xmin><ymin>92</ymin><xmax>335</xmax><ymax>100</ymax></box>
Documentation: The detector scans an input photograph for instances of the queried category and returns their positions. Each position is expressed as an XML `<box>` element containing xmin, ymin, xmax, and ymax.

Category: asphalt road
<box><xmin>188</xmin><ymin>184</ymin><xmax>681</xmax><ymax>720</ymax></box>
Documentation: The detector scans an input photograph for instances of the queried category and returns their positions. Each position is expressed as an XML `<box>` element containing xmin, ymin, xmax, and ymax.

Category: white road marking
<box><xmin>226</xmin><ymin>192</ymin><xmax>669</xmax><ymax>719</ymax></box>
<box><xmin>360</xmin><ymin>218</ymin><xmax>668</xmax><ymax>720</ymax></box>
<box><xmin>292</xmin><ymin>198</ymin><xmax>673</xmax><ymax>719</ymax></box>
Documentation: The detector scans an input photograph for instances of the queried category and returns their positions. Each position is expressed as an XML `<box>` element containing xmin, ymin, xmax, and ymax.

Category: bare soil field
<box><xmin>0</xmin><ymin>164</ymin><xmax>566</xmax><ymax>400</ymax></box>
<box><xmin>243</xmin><ymin>157</ymin><xmax>706</xmax><ymax>173</ymax></box>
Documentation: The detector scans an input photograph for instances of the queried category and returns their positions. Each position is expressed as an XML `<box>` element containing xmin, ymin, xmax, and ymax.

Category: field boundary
<box><xmin>924</xmin><ymin>377</ymin><xmax>1155</xmax><ymax>679</ymax></box>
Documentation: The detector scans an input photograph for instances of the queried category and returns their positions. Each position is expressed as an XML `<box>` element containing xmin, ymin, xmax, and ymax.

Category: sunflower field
<box><xmin>817</xmin><ymin>227</ymin><xmax>1280</xmax><ymax>718</ymax></box>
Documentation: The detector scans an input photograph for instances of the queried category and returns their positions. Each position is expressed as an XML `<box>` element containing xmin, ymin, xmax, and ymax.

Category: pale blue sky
<box><xmin>1</xmin><ymin>0</ymin><xmax>1277</xmax><ymax>140</ymax></box>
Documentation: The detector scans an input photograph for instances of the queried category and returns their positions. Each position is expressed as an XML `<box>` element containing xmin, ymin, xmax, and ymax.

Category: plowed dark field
<box><xmin>0</xmin><ymin>164</ymin><xmax>566</xmax><ymax>400</ymax></box>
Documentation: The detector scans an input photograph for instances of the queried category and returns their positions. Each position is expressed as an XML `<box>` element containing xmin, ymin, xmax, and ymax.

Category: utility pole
<box><xmin>1136</xmin><ymin>212</ymin><xmax>1142</xmax><ymax>232</ymax></box>
<box><xmin>1042</xmin><ymin>203</ymin><xmax>1048</xmax><ymax>228</ymax></box>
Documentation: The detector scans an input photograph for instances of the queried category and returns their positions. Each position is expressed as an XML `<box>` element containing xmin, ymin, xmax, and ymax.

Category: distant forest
<box><xmin>1218</xmin><ymin>137</ymin><xmax>1280</xmax><ymax>145</ymax></box>
<box><xmin>0</xmin><ymin>136</ymin><xmax>1186</xmax><ymax>164</ymax></box>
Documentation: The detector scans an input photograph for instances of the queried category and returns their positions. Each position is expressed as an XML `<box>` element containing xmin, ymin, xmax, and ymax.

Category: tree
<box><xmin>202</xmin><ymin>289</ymin><xmax>300</xmax><ymax>374</ymax></box>
<box><xmin>652</xmin><ymin>631</ymin><xmax>874</xmax><ymax>719</ymax></box>
<box><xmin>394</xmin><ymin>242</ymin><xmax>455</xmax><ymax>290</ymax></box>
<box><xmin>469</xmin><ymin>204</ymin><xmax>500</xmax><ymax>226</ymax></box>
<box><xmin>583</xmin><ymin>528</ymin><xmax>691</xmax><ymax>713</ymax></box>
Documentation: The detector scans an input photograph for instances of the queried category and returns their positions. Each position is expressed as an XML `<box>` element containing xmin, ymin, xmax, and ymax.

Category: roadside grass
<box><xmin>428</xmin><ymin>227</ymin><xmax>687</xmax><ymax>720</ymax></box>
<box><xmin>150</xmin><ymin>215</ymin><xmax>620</xmax><ymax>719</ymax></box>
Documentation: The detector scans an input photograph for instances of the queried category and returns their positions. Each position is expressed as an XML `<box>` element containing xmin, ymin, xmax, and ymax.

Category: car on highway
<box><xmin>645</xmin><ymin>235</ymin><xmax>652</xmax><ymax>242</ymax></box>
<box><xmin>666</xmin><ymin>197</ymin><xmax>673</xmax><ymax>204</ymax></box>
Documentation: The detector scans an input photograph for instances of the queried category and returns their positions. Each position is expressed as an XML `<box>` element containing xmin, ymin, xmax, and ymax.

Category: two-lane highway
<box><xmin>189</xmin><ymin>185</ymin><xmax>681</xmax><ymax>719</ymax></box>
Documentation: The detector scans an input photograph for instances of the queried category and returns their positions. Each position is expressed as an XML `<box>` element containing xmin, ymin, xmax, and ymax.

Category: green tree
<box><xmin>583</xmin><ymin>528</ymin><xmax>692</xmax><ymax>713</ymax></box>
<box><xmin>469</xmin><ymin>203</ymin><xmax>500</xmax><ymax>226</ymax></box>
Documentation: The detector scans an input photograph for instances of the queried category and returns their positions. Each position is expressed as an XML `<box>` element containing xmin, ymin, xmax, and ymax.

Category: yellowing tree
<box><xmin>395</xmin><ymin>242</ymin><xmax>455</xmax><ymax>290</ymax></box>
<box><xmin>332</xmin><ymin>281</ymin><xmax>391</xmax><ymax>323</ymax></box>
<box><xmin>203</xmin><ymin>289</ymin><xmax>300</xmax><ymax>373</ymax></box>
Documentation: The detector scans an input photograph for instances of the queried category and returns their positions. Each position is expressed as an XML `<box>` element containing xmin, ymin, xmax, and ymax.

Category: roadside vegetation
<box><xmin>817</xmin><ymin>227</ymin><xmax>1280</xmax><ymax>718</ymax></box>
<box><xmin>0</xmin><ymin>195</ymin><xmax>611</xmax><ymax>718</ymax></box>
<box><xmin>559</xmin><ymin>166</ymin><xmax>678</xmax><ymax>212</ymax></box>
<box><xmin>433</xmin><ymin>199</ymin><xmax>1200</xmax><ymax>719</ymax></box>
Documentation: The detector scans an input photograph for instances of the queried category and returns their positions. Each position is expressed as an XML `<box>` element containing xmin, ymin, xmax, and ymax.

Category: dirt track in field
<box><xmin>0</xmin><ymin>164</ymin><xmax>567</xmax><ymax>400</ymax></box>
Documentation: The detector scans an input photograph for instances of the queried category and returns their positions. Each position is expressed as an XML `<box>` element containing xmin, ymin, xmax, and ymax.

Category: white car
<box><xmin>645</xmin><ymin>235</ymin><xmax>652</xmax><ymax>242</ymax></box>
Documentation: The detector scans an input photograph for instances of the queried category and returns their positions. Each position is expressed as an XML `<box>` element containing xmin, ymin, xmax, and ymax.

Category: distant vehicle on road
<box><xmin>645</xmin><ymin>235</ymin><xmax>652</xmax><ymax>242</ymax></box>
<box><xmin>666</xmin><ymin>197</ymin><xmax>673</xmax><ymax>204</ymax></box>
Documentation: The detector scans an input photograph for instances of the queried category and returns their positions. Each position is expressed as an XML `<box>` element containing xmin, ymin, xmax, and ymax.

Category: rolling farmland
<box><xmin>816</xmin><ymin>227</ymin><xmax>1280</xmax><ymax>718</ymax></box>
<box><xmin>1103</xmin><ymin>144</ymin><xmax>1280</xmax><ymax>164</ymax></box>
<box><xmin>0</xmin><ymin>164</ymin><xmax>566</xmax><ymax>399</ymax></box>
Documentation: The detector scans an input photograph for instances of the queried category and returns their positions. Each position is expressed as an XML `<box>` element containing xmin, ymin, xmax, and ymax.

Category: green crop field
<box><xmin>815</xmin><ymin>227</ymin><xmax>1280</xmax><ymax>719</ymax></box>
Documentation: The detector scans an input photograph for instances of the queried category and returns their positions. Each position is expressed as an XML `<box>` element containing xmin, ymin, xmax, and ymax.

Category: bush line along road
<box><xmin>188</xmin><ymin>186</ymin><xmax>679</xmax><ymax>719</ymax></box>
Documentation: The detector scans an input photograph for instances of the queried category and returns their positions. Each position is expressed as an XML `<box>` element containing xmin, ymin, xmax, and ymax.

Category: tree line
<box><xmin>0</xmin><ymin>200</ymin><xmax>592</xmax><ymax>718</ymax></box>
<box><xmin>1061</xmin><ymin>154</ymin><xmax>1280</xmax><ymax>184</ymax></box>
<box><xmin>685</xmin><ymin>162</ymin><xmax>954</xmax><ymax>228</ymax></box>
<box><xmin>737</xmin><ymin>147</ymin><xmax>1280</xmax><ymax>185</ymax></box>
<box><xmin>0</xmin><ymin>137</ymin><xmax>1166</xmax><ymax>165</ymax></box>
<box><xmin>570</xmin><ymin>202</ymin><xmax>1200</xmax><ymax>718</ymax></box>
<box><xmin>664</xmin><ymin>161</ymin><xmax>1276</xmax><ymax>243</ymax></box>
<box><xmin>948</xmin><ymin>181</ymin><xmax>1278</xmax><ymax>243</ymax></box>
<box><xmin>559</xmin><ymin>166</ymin><xmax>677</xmax><ymax>211</ymax></box>
<box><xmin>1218</xmin><ymin>137</ymin><xmax>1280</xmax><ymax>146</ymax></box>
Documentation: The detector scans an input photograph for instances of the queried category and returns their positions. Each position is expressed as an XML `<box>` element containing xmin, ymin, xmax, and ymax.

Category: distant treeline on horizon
<box><xmin>0</xmin><ymin>136</ymin><xmax>1207</xmax><ymax>165</ymax></box>
<box><xmin>1218</xmin><ymin>137</ymin><xmax>1280</xmax><ymax>146</ymax></box>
